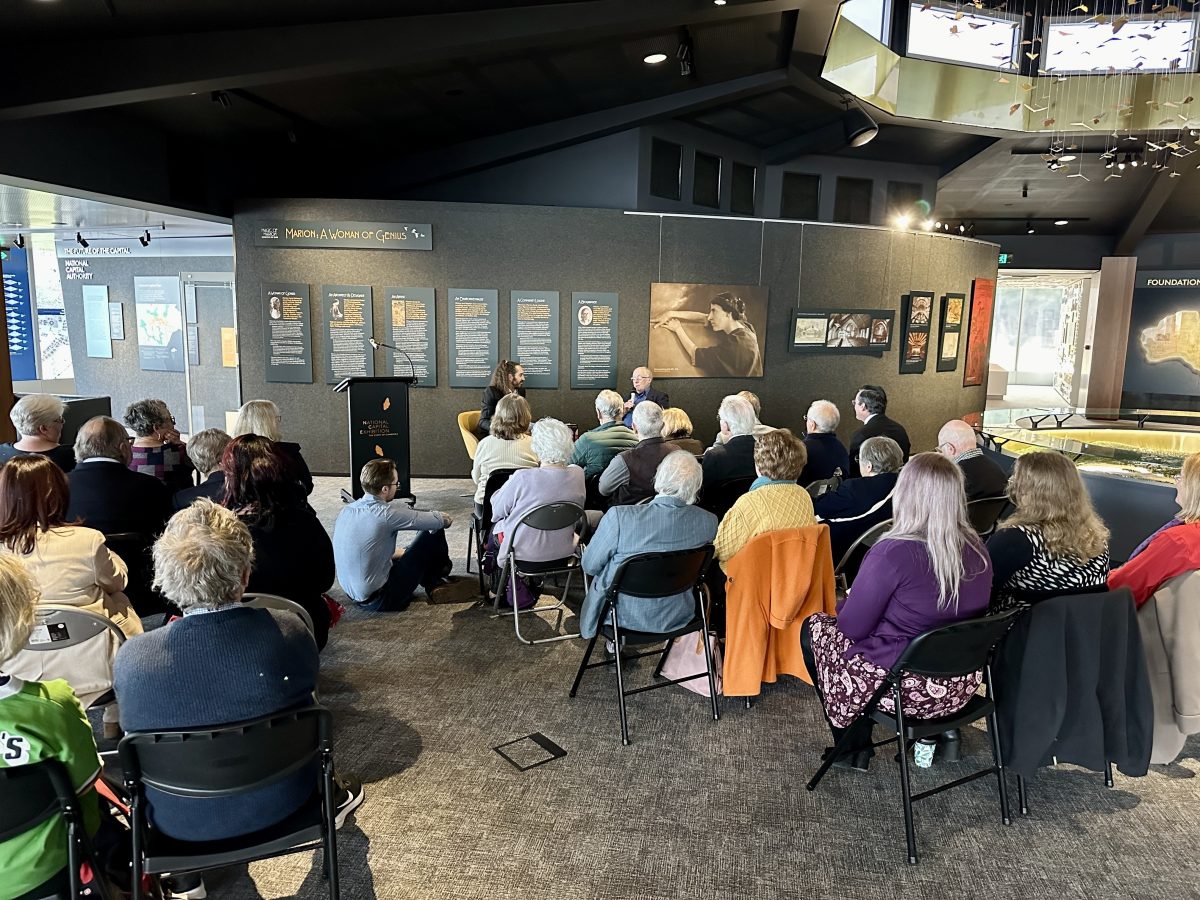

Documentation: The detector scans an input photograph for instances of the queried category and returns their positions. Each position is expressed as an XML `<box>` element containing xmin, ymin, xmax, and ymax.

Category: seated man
<box><xmin>67</xmin><ymin>415</ymin><xmax>171</xmax><ymax>536</ymax></box>
<box><xmin>702</xmin><ymin>394</ymin><xmax>758</xmax><ymax>491</ymax></box>
<box><xmin>334</xmin><ymin>458</ymin><xmax>467</xmax><ymax>610</ymax></box>
<box><xmin>172</xmin><ymin>427</ymin><xmax>232</xmax><ymax>510</ymax></box>
<box><xmin>598</xmin><ymin>401</ymin><xmax>676</xmax><ymax>506</ymax></box>
<box><xmin>114</xmin><ymin>500</ymin><xmax>364</xmax><ymax>858</ymax></box>
<box><xmin>847</xmin><ymin>384</ymin><xmax>910</xmax><ymax>477</ymax></box>
<box><xmin>799</xmin><ymin>399</ymin><xmax>850</xmax><ymax>485</ymax></box>
<box><xmin>711</xmin><ymin>390</ymin><xmax>775</xmax><ymax>446</ymax></box>
<box><xmin>570</xmin><ymin>389</ymin><xmax>638</xmax><ymax>479</ymax></box>
<box><xmin>937</xmin><ymin>418</ymin><xmax>1008</xmax><ymax>501</ymax></box>
<box><xmin>622</xmin><ymin>366</ymin><xmax>670</xmax><ymax>427</ymax></box>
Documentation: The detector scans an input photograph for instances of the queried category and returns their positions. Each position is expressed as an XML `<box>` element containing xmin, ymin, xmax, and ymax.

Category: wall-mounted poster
<box><xmin>82</xmin><ymin>284</ymin><xmax>112</xmax><ymax>359</ymax></box>
<box><xmin>263</xmin><ymin>283</ymin><xmax>313</xmax><ymax>384</ymax></box>
<box><xmin>108</xmin><ymin>302</ymin><xmax>124</xmax><ymax>340</ymax></box>
<box><xmin>385</xmin><ymin>287</ymin><xmax>436</xmax><ymax>386</ymax></box>
<box><xmin>899</xmin><ymin>291</ymin><xmax>933</xmax><ymax>375</ymax></box>
<box><xmin>510</xmin><ymin>290</ymin><xmax>559</xmax><ymax>389</ymax></box>
<box><xmin>2</xmin><ymin>246</ymin><xmax>37</xmax><ymax>379</ymax></box>
<box><xmin>963</xmin><ymin>278</ymin><xmax>996</xmax><ymax>387</ymax></box>
<box><xmin>134</xmin><ymin>275</ymin><xmax>184</xmax><ymax>372</ymax></box>
<box><xmin>788</xmin><ymin>308</ymin><xmax>894</xmax><ymax>354</ymax></box>
<box><xmin>1121</xmin><ymin>269</ymin><xmax>1200</xmax><ymax>408</ymax></box>
<box><xmin>449</xmin><ymin>288</ymin><xmax>498</xmax><ymax>388</ymax></box>
<box><xmin>572</xmin><ymin>291</ymin><xmax>619</xmax><ymax>389</ymax></box>
<box><xmin>322</xmin><ymin>284</ymin><xmax>374</xmax><ymax>385</ymax></box>
<box><xmin>650</xmin><ymin>282</ymin><xmax>766</xmax><ymax>378</ymax></box>
<box><xmin>937</xmin><ymin>293</ymin><xmax>965</xmax><ymax>373</ymax></box>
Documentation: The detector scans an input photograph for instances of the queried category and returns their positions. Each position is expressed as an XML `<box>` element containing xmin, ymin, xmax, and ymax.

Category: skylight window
<box><xmin>1043</xmin><ymin>17</ymin><xmax>1197</xmax><ymax>74</ymax></box>
<box><xmin>906</xmin><ymin>2</ymin><xmax>1021</xmax><ymax>70</ymax></box>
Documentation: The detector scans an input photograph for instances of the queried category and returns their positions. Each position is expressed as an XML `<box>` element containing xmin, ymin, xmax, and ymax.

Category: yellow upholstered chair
<box><xmin>458</xmin><ymin>410</ymin><xmax>482</xmax><ymax>459</ymax></box>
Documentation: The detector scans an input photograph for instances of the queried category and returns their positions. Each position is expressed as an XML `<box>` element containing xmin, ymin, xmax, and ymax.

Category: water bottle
<box><xmin>913</xmin><ymin>737</ymin><xmax>936</xmax><ymax>769</ymax></box>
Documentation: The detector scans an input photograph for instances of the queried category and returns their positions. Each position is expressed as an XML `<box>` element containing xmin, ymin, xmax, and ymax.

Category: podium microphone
<box><xmin>368</xmin><ymin>336</ymin><xmax>418</xmax><ymax>383</ymax></box>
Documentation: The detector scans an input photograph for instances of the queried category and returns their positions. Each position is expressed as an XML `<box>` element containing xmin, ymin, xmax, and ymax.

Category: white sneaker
<box><xmin>162</xmin><ymin>875</ymin><xmax>207</xmax><ymax>899</ymax></box>
<box><xmin>333</xmin><ymin>775</ymin><xmax>365</xmax><ymax>829</ymax></box>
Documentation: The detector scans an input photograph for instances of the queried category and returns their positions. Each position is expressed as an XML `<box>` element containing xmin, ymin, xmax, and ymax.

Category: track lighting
<box><xmin>1026</xmin><ymin>220</ymin><xmax>1036</xmax><ymax>234</ymax></box>
<box><xmin>75</xmin><ymin>232</ymin><xmax>88</xmax><ymax>248</ymax></box>
<box><xmin>842</xmin><ymin>97</ymin><xmax>878</xmax><ymax>148</ymax></box>
<box><xmin>138</xmin><ymin>230</ymin><xmax>151</xmax><ymax>247</ymax></box>
<box><xmin>13</xmin><ymin>234</ymin><xmax>24</xmax><ymax>249</ymax></box>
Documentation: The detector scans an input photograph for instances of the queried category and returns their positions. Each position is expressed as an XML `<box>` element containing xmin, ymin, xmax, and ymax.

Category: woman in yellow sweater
<box><xmin>714</xmin><ymin>428</ymin><xmax>816</xmax><ymax>570</ymax></box>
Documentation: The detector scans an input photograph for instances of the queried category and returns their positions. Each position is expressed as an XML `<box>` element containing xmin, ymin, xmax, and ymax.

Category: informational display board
<box><xmin>322</xmin><ymin>284</ymin><xmax>374</xmax><ymax>385</ymax></box>
<box><xmin>2</xmin><ymin>246</ymin><xmax>37</xmax><ymax>379</ymax></box>
<box><xmin>449</xmin><ymin>288</ymin><xmax>498</xmax><ymax>388</ymax></box>
<box><xmin>384</xmin><ymin>286</ymin><xmax>436</xmax><ymax>386</ymax></box>
<box><xmin>1122</xmin><ymin>269</ymin><xmax>1200</xmax><ymax>407</ymax></box>
<box><xmin>262</xmin><ymin>283</ymin><xmax>314</xmax><ymax>384</ymax></box>
<box><xmin>571</xmin><ymin>291</ymin><xmax>619</xmax><ymax>389</ymax></box>
<box><xmin>108</xmin><ymin>302</ymin><xmax>125</xmax><ymax>340</ymax></box>
<box><xmin>81</xmin><ymin>284</ymin><xmax>112</xmax><ymax>360</ymax></box>
<box><xmin>510</xmin><ymin>290</ymin><xmax>559</xmax><ymax>389</ymax></box>
<box><xmin>254</xmin><ymin>221</ymin><xmax>432</xmax><ymax>251</ymax></box>
<box><xmin>134</xmin><ymin>275</ymin><xmax>184</xmax><ymax>372</ymax></box>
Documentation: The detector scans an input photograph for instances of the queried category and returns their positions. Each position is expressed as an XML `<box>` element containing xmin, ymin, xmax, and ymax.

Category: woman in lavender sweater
<box><xmin>802</xmin><ymin>453</ymin><xmax>993</xmax><ymax>770</ymax></box>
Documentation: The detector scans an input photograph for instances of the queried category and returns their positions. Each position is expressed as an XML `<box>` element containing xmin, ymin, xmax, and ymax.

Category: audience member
<box><xmin>814</xmin><ymin>436</ymin><xmax>903</xmax><ymax>565</ymax></box>
<box><xmin>987</xmin><ymin>451</ymin><xmax>1109</xmax><ymax>611</ymax></box>
<box><xmin>222</xmin><ymin>435</ymin><xmax>335</xmax><ymax>649</ymax></box>
<box><xmin>799</xmin><ymin>399</ymin><xmax>850</xmax><ymax>486</ymax></box>
<box><xmin>1109</xmin><ymin>452</ymin><xmax>1200</xmax><ymax>605</ymax></box>
<box><xmin>471</xmin><ymin>394</ymin><xmax>538</xmax><ymax>507</ymax></box>
<box><xmin>714</xmin><ymin>429</ymin><xmax>816</xmax><ymax>570</ymax></box>
<box><xmin>233</xmin><ymin>398</ymin><xmax>314</xmax><ymax>495</ymax></box>
<box><xmin>124</xmin><ymin>398</ymin><xmax>194</xmax><ymax>493</ymax></box>
<box><xmin>599</xmin><ymin>401</ymin><xmax>675</xmax><ymax>506</ymax></box>
<box><xmin>0</xmin><ymin>455</ymin><xmax>139</xmax><ymax>737</ymax></box>
<box><xmin>0</xmin><ymin>554</ymin><xmax>109</xmax><ymax>899</ymax></box>
<box><xmin>0</xmin><ymin>394</ymin><xmax>76</xmax><ymax>472</ymax></box>
<box><xmin>802</xmin><ymin>453</ymin><xmax>992</xmax><ymax>770</ymax></box>
<box><xmin>711</xmin><ymin>391</ymin><xmax>775</xmax><ymax>446</ymax></box>
<box><xmin>478</xmin><ymin>359</ymin><xmax>526</xmax><ymax>437</ymax></box>
<box><xmin>67</xmin><ymin>416</ymin><xmax>171</xmax><ymax>536</ymax></box>
<box><xmin>937</xmin><ymin>418</ymin><xmax>1008</xmax><ymax>500</ymax></box>
<box><xmin>173</xmin><ymin>427</ymin><xmax>232</xmax><ymax>510</ymax></box>
<box><xmin>661</xmin><ymin>407</ymin><xmax>704</xmax><ymax>455</ymax></box>
<box><xmin>701</xmin><ymin>395</ymin><xmax>758</xmax><ymax>489</ymax></box>
<box><xmin>335</xmin><ymin>458</ymin><xmax>462</xmax><ymax>611</ymax></box>
<box><xmin>114</xmin><ymin>500</ymin><xmax>363</xmax><ymax>900</ymax></box>
<box><xmin>847</xmin><ymin>385</ymin><xmax>910</xmax><ymax>477</ymax></box>
<box><xmin>580</xmin><ymin>451</ymin><xmax>717</xmax><ymax>640</ymax></box>
<box><xmin>570</xmin><ymin>390</ymin><xmax>637</xmax><ymax>478</ymax></box>
<box><xmin>622</xmin><ymin>366</ymin><xmax>670</xmax><ymax>427</ymax></box>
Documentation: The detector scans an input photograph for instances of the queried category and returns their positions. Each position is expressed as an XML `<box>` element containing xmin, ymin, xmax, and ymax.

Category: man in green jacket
<box><xmin>570</xmin><ymin>390</ymin><xmax>639</xmax><ymax>478</ymax></box>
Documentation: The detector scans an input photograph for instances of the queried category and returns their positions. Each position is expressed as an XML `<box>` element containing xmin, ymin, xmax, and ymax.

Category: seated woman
<box><xmin>233</xmin><ymin>398</ymin><xmax>314</xmax><ymax>495</ymax></box>
<box><xmin>661</xmin><ymin>407</ymin><xmax>704</xmax><ymax>455</ymax></box>
<box><xmin>0</xmin><ymin>455</ymin><xmax>139</xmax><ymax>737</ymax></box>
<box><xmin>0</xmin><ymin>393</ymin><xmax>76</xmax><ymax>472</ymax></box>
<box><xmin>802</xmin><ymin>453</ymin><xmax>992</xmax><ymax>770</ymax></box>
<box><xmin>812</xmin><ymin>436</ymin><xmax>903</xmax><ymax>566</ymax></box>
<box><xmin>221</xmin><ymin>435</ymin><xmax>335</xmax><ymax>649</ymax></box>
<box><xmin>1109</xmin><ymin>451</ymin><xmax>1200</xmax><ymax>606</ymax></box>
<box><xmin>714</xmin><ymin>429</ymin><xmax>815</xmax><ymax>571</ymax></box>
<box><xmin>580</xmin><ymin>451</ymin><xmax>718</xmax><ymax>639</ymax></box>
<box><xmin>124</xmin><ymin>398</ymin><xmax>194</xmax><ymax>493</ymax></box>
<box><xmin>471</xmin><ymin>393</ymin><xmax>538</xmax><ymax>509</ymax></box>
<box><xmin>988</xmin><ymin>451</ymin><xmax>1109</xmax><ymax>611</ymax></box>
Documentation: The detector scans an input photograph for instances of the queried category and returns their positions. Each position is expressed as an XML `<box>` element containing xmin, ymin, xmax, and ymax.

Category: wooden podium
<box><xmin>333</xmin><ymin>376</ymin><xmax>415</xmax><ymax>502</ymax></box>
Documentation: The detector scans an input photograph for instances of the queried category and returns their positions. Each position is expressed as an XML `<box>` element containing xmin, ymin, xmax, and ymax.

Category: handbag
<box><xmin>660</xmin><ymin>628</ymin><xmax>723</xmax><ymax>697</ymax></box>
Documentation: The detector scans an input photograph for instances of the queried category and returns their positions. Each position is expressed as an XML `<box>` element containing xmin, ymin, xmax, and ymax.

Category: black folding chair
<box><xmin>804</xmin><ymin>468</ymin><xmax>843</xmax><ymax>499</ymax></box>
<box><xmin>832</xmin><ymin>518</ymin><xmax>893</xmax><ymax>595</ymax></box>
<box><xmin>466</xmin><ymin>467</ymin><xmax>518</xmax><ymax>596</ymax></box>
<box><xmin>493</xmin><ymin>501</ymin><xmax>588</xmax><ymax>644</ymax></box>
<box><xmin>0</xmin><ymin>758</ymin><xmax>112</xmax><ymax>900</ymax></box>
<box><xmin>569</xmin><ymin>545</ymin><xmax>720</xmax><ymax>745</ymax></box>
<box><xmin>243</xmin><ymin>592</ymin><xmax>316</xmax><ymax>636</ymax></box>
<box><xmin>118</xmin><ymin>706</ymin><xmax>341</xmax><ymax>900</ymax></box>
<box><xmin>807</xmin><ymin>606</ymin><xmax>1027</xmax><ymax>865</ymax></box>
<box><xmin>966</xmin><ymin>496</ymin><xmax>1011</xmax><ymax>538</ymax></box>
<box><xmin>700</xmin><ymin>475</ymin><xmax>755</xmax><ymax>520</ymax></box>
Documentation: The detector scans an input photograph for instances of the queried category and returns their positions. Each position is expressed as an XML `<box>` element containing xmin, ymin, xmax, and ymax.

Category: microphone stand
<box><xmin>368</xmin><ymin>336</ymin><xmax>418</xmax><ymax>383</ymax></box>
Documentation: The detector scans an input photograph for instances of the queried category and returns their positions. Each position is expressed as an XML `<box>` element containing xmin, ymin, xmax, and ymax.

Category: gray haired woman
<box><xmin>124</xmin><ymin>398</ymin><xmax>194</xmax><ymax>492</ymax></box>
<box><xmin>813</xmin><ymin>436</ymin><xmax>904</xmax><ymax>565</ymax></box>
<box><xmin>0</xmin><ymin>394</ymin><xmax>75</xmax><ymax>472</ymax></box>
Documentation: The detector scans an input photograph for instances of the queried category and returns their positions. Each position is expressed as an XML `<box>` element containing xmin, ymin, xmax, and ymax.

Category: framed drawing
<box><xmin>899</xmin><ymin>291</ymin><xmax>933</xmax><ymax>374</ymax></box>
<box><xmin>936</xmin><ymin>292</ymin><xmax>965</xmax><ymax>373</ymax></box>
<box><xmin>963</xmin><ymin>279</ymin><xmax>996</xmax><ymax>387</ymax></box>
<box><xmin>789</xmin><ymin>308</ymin><xmax>894</xmax><ymax>355</ymax></box>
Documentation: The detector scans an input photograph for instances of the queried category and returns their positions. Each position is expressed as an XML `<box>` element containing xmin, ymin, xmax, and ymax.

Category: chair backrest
<box><xmin>606</xmin><ymin>545</ymin><xmax>715</xmax><ymax>602</ymax></box>
<box><xmin>457</xmin><ymin>410</ymin><xmax>481</xmax><ymax>460</ymax></box>
<box><xmin>833</xmin><ymin>518</ymin><xmax>893</xmax><ymax>576</ymax></box>
<box><xmin>701</xmin><ymin>475</ymin><xmax>755</xmax><ymax>519</ymax></box>
<box><xmin>892</xmin><ymin>605</ymin><xmax>1028</xmax><ymax>678</ymax></box>
<box><xmin>805</xmin><ymin>469</ymin><xmax>842</xmax><ymax>499</ymax></box>
<box><xmin>24</xmin><ymin>606</ymin><xmax>126</xmax><ymax>653</ymax></box>
<box><xmin>0</xmin><ymin>757</ymin><xmax>77</xmax><ymax>844</ymax></box>
<box><xmin>118</xmin><ymin>706</ymin><xmax>331</xmax><ymax>799</ymax></box>
<box><xmin>507</xmin><ymin>501</ymin><xmax>587</xmax><ymax>561</ymax></box>
<box><xmin>242</xmin><ymin>593</ymin><xmax>315</xmax><ymax>636</ymax></box>
<box><xmin>966</xmin><ymin>496</ymin><xmax>1011</xmax><ymax>536</ymax></box>
<box><xmin>480</xmin><ymin>467</ymin><xmax>518</xmax><ymax>531</ymax></box>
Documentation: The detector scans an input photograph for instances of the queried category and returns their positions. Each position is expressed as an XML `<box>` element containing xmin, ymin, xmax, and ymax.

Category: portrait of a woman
<box><xmin>654</xmin><ymin>291</ymin><xmax>763</xmax><ymax>377</ymax></box>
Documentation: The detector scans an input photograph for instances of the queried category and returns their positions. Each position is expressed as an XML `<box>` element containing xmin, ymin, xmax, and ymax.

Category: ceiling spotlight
<box><xmin>138</xmin><ymin>230</ymin><xmax>151</xmax><ymax>247</ymax></box>
<box><xmin>958</xmin><ymin>223</ymin><xmax>967</xmax><ymax>234</ymax></box>
<box><xmin>210</xmin><ymin>90</ymin><xmax>232</xmax><ymax>109</ymax></box>
<box><xmin>842</xmin><ymin>97</ymin><xmax>878</xmax><ymax>148</ymax></box>
<box><xmin>75</xmin><ymin>232</ymin><xmax>88</xmax><ymax>248</ymax></box>
<box><xmin>643</xmin><ymin>52</ymin><xmax>668</xmax><ymax>64</ymax></box>
<box><xmin>1118</xmin><ymin>155</ymin><xmax>1128</xmax><ymax>171</ymax></box>
<box><xmin>1105</xmin><ymin>158</ymin><xmax>1115</xmax><ymax>169</ymax></box>
<box><xmin>714</xmin><ymin>0</ymin><xmax>727</xmax><ymax>4</ymax></box>
<box><xmin>922</xmin><ymin>219</ymin><xmax>934</xmax><ymax>230</ymax></box>
<box><xmin>894</xmin><ymin>213</ymin><xmax>912</xmax><ymax>229</ymax></box>
<box><xmin>1026</xmin><ymin>220</ymin><xmax>1036</xmax><ymax>234</ymax></box>
<box><xmin>1054</xmin><ymin>219</ymin><xmax>1069</xmax><ymax>226</ymax></box>
<box><xmin>676</xmin><ymin>34</ymin><xmax>694</xmax><ymax>77</ymax></box>
<box><xmin>12</xmin><ymin>234</ymin><xmax>24</xmax><ymax>249</ymax></box>
<box><xmin>966</xmin><ymin>222</ymin><xmax>976</xmax><ymax>238</ymax></box>
<box><xmin>933</xmin><ymin>220</ymin><xmax>941</xmax><ymax>228</ymax></box>
<box><xmin>1047</xmin><ymin>160</ymin><xmax>1064</xmax><ymax>171</ymax></box>
<box><xmin>1130</xmin><ymin>155</ymin><xmax>1140</xmax><ymax>168</ymax></box>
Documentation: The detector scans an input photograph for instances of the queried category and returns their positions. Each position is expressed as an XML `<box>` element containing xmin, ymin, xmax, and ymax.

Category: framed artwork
<box><xmin>963</xmin><ymin>278</ymin><xmax>996</xmax><ymax>387</ymax></box>
<box><xmin>650</xmin><ymin>282</ymin><xmax>767</xmax><ymax>378</ymax></box>
<box><xmin>937</xmin><ymin>292</ymin><xmax>965</xmax><ymax>373</ymax></box>
<box><xmin>789</xmin><ymin>308</ymin><xmax>894</xmax><ymax>355</ymax></box>
<box><xmin>899</xmin><ymin>291</ymin><xmax>933</xmax><ymax>374</ymax></box>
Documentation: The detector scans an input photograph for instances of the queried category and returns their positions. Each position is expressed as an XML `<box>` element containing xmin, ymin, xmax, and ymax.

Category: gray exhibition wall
<box><xmin>233</xmin><ymin>199</ymin><xmax>997</xmax><ymax>477</ymax></box>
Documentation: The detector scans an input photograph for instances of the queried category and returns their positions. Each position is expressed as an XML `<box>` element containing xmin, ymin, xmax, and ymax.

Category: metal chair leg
<box><xmin>893</xmin><ymin>694</ymin><xmax>919</xmax><ymax>865</ymax></box>
<box><xmin>698</xmin><ymin>602</ymin><xmax>719</xmax><ymax>722</ymax></box>
<box><xmin>985</xmin><ymin>709</ymin><xmax>1012</xmax><ymax>826</ymax></box>
<box><xmin>653</xmin><ymin>639</ymin><xmax>673</xmax><ymax>677</ymax></box>
<box><xmin>66</xmin><ymin>808</ymin><xmax>81</xmax><ymax>900</ymax></box>
<box><xmin>1017</xmin><ymin>774</ymin><xmax>1029</xmax><ymax>815</ymax></box>
<box><xmin>323</xmin><ymin>754</ymin><xmax>340</xmax><ymax>900</ymax></box>
<box><xmin>570</xmin><ymin>635</ymin><xmax>599</xmax><ymax>697</ymax></box>
<box><xmin>610</xmin><ymin>608</ymin><xmax>631</xmax><ymax>745</ymax></box>
<box><xmin>807</xmin><ymin>714</ymin><xmax>864</xmax><ymax>791</ymax></box>
<box><xmin>1104</xmin><ymin>761</ymin><xmax>1114</xmax><ymax>788</ymax></box>
<box><xmin>130</xmin><ymin>797</ymin><xmax>144</xmax><ymax>900</ymax></box>
<box><xmin>466</xmin><ymin>522</ymin><xmax>475</xmax><ymax>574</ymax></box>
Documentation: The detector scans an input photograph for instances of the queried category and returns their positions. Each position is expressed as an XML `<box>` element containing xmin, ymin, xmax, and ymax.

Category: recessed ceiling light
<box><xmin>643</xmin><ymin>53</ymin><xmax>668</xmax><ymax>64</ymax></box>
<box><xmin>714</xmin><ymin>0</ymin><xmax>727</xmax><ymax>4</ymax></box>
<box><xmin>1054</xmin><ymin>219</ymin><xmax>1069</xmax><ymax>226</ymax></box>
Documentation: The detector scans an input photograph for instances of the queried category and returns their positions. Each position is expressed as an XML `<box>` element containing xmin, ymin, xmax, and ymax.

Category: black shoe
<box><xmin>937</xmin><ymin>729</ymin><xmax>962</xmax><ymax>764</ymax></box>
<box><xmin>333</xmin><ymin>774</ymin><xmax>365</xmax><ymax>829</ymax></box>
<box><xmin>831</xmin><ymin>749</ymin><xmax>872</xmax><ymax>772</ymax></box>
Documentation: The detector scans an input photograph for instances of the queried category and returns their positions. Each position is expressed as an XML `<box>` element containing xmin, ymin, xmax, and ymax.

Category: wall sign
<box><xmin>254</xmin><ymin>221</ymin><xmax>432</xmax><ymax>251</ymax></box>
<box><xmin>322</xmin><ymin>284</ymin><xmax>374</xmax><ymax>385</ymax></box>
<box><xmin>510</xmin><ymin>290</ymin><xmax>559</xmax><ymax>389</ymax></box>
<box><xmin>108</xmin><ymin>302</ymin><xmax>125</xmax><ymax>340</ymax></box>
<box><xmin>449</xmin><ymin>288</ymin><xmax>498</xmax><ymax>388</ymax></box>
<box><xmin>385</xmin><ymin>286</ymin><xmax>436</xmax><ymax>386</ymax></box>
<box><xmin>262</xmin><ymin>283</ymin><xmax>313</xmax><ymax>384</ymax></box>
<box><xmin>134</xmin><ymin>275</ymin><xmax>184</xmax><ymax>372</ymax></box>
<box><xmin>1121</xmin><ymin>270</ymin><xmax>1200</xmax><ymax>407</ymax></box>
<box><xmin>571</xmin><ymin>291</ymin><xmax>619</xmax><ymax>389</ymax></box>
<box><xmin>3</xmin><ymin>246</ymin><xmax>37</xmax><ymax>378</ymax></box>
<box><xmin>82</xmin><ymin>284</ymin><xmax>112</xmax><ymax>360</ymax></box>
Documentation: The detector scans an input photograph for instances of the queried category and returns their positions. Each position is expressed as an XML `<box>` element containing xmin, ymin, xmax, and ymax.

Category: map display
<box><xmin>1139</xmin><ymin>310</ymin><xmax>1200</xmax><ymax>374</ymax></box>
<box><xmin>134</xmin><ymin>276</ymin><xmax>184</xmax><ymax>372</ymax></box>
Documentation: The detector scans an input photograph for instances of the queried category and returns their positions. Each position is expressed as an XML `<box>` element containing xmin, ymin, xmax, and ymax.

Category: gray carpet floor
<box><xmin>124</xmin><ymin>477</ymin><xmax>1200</xmax><ymax>899</ymax></box>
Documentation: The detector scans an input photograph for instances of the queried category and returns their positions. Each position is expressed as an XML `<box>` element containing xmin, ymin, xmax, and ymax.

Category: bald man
<box><xmin>622</xmin><ymin>366</ymin><xmax>670</xmax><ymax>427</ymax></box>
<box><xmin>937</xmin><ymin>419</ymin><xmax>1008</xmax><ymax>501</ymax></box>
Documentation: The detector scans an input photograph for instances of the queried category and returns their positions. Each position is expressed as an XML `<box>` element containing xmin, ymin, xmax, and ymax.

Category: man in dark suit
<box><xmin>173</xmin><ymin>428</ymin><xmax>232</xmax><ymax>510</ymax></box>
<box><xmin>799</xmin><ymin>399</ymin><xmax>850</xmax><ymax>485</ymax></box>
<box><xmin>701</xmin><ymin>395</ymin><xmax>758</xmax><ymax>515</ymax></box>
<box><xmin>622</xmin><ymin>366</ymin><xmax>670</xmax><ymax>427</ymax></box>
<box><xmin>68</xmin><ymin>416</ymin><xmax>171</xmax><ymax>536</ymax></box>
<box><xmin>847</xmin><ymin>384</ymin><xmax>910</xmax><ymax>477</ymax></box>
<box><xmin>937</xmin><ymin>418</ymin><xmax>1008</xmax><ymax>501</ymax></box>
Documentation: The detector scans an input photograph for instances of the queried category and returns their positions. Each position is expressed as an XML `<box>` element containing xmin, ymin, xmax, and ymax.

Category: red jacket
<box><xmin>1109</xmin><ymin>522</ymin><xmax>1200</xmax><ymax>607</ymax></box>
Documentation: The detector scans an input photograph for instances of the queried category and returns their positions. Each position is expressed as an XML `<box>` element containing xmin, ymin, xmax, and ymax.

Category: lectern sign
<box><xmin>254</xmin><ymin>221</ymin><xmax>432</xmax><ymax>251</ymax></box>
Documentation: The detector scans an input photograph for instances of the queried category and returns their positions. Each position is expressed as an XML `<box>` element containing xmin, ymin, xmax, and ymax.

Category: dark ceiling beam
<box><xmin>1115</xmin><ymin>172</ymin><xmax>1183</xmax><ymax>255</ymax></box>
<box><xmin>0</xmin><ymin>0</ymin><xmax>804</xmax><ymax>121</ymax></box>
<box><xmin>939</xmin><ymin>136</ymin><xmax>1000</xmax><ymax>177</ymax></box>
<box><xmin>761</xmin><ymin>118</ymin><xmax>845</xmax><ymax>164</ymax></box>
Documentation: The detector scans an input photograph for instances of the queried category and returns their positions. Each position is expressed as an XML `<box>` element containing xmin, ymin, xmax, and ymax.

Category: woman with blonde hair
<box><xmin>988</xmin><ymin>451</ymin><xmax>1109</xmax><ymax>611</ymax></box>
<box><xmin>232</xmin><ymin>398</ymin><xmax>313</xmax><ymax>495</ymax></box>
<box><xmin>470</xmin><ymin>393</ymin><xmax>537</xmax><ymax>507</ymax></box>
<box><xmin>661</xmin><ymin>407</ymin><xmax>704</xmax><ymax>455</ymax></box>
<box><xmin>802</xmin><ymin>453</ymin><xmax>992</xmax><ymax>770</ymax></box>
<box><xmin>1109</xmin><ymin>451</ymin><xmax>1200</xmax><ymax>606</ymax></box>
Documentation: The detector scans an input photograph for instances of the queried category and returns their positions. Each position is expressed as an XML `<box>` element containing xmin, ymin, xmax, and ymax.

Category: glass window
<box><xmin>780</xmin><ymin>172</ymin><xmax>821</xmax><ymax>220</ymax></box>
<box><xmin>650</xmin><ymin>139</ymin><xmax>682</xmax><ymax>201</ymax></box>
<box><xmin>907</xmin><ymin>2</ymin><xmax>1020</xmax><ymax>70</ymax></box>
<box><xmin>693</xmin><ymin>151</ymin><xmax>721</xmax><ymax>209</ymax></box>
<box><xmin>991</xmin><ymin>282</ymin><xmax>1070</xmax><ymax>384</ymax></box>
<box><xmin>840</xmin><ymin>0</ymin><xmax>890</xmax><ymax>41</ymax></box>
<box><xmin>990</xmin><ymin>284</ymin><xmax>1022</xmax><ymax>374</ymax></box>
<box><xmin>731</xmin><ymin>162</ymin><xmax>756</xmax><ymax>216</ymax></box>
<box><xmin>834</xmin><ymin>176</ymin><xmax>873</xmax><ymax>225</ymax></box>
<box><xmin>1043</xmin><ymin>17</ymin><xmax>1196</xmax><ymax>73</ymax></box>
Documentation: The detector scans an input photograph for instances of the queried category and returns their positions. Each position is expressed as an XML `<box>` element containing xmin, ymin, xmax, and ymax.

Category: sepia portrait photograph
<box><xmin>650</xmin><ymin>282</ymin><xmax>767</xmax><ymax>378</ymax></box>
